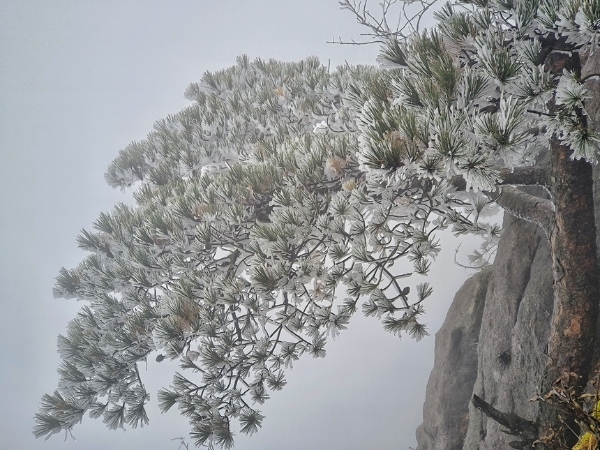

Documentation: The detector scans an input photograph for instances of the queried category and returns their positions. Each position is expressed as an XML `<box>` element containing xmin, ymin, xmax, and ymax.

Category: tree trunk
<box><xmin>529</xmin><ymin>47</ymin><xmax>600</xmax><ymax>447</ymax></box>
<box><xmin>475</xmin><ymin>48</ymin><xmax>600</xmax><ymax>449</ymax></box>
<box><xmin>535</xmin><ymin>133</ymin><xmax>600</xmax><ymax>448</ymax></box>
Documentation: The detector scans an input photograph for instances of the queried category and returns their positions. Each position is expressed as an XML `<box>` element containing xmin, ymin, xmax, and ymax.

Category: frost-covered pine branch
<box><xmin>37</xmin><ymin>55</ymin><xmax>468</xmax><ymax>448</ymax></box>
<box><xmin>36</xmin><ymin>1</ymin><xmax>600</xmax><ymax>448</ymax></box>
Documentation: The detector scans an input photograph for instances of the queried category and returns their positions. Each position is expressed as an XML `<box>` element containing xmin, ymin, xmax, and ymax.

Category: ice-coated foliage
<box><xmin>36</xmin><ymin>0</ymin><xmax>600</xmax><ymax>447</ymax></box>
<box><xmin>36</xmin><ymin>55</ymin><xmax>479</xmax><ymax>448</ymax></box>
<box><xmin>364</xmin><ymin>1</ymin><xmax>600</xmax><ymax>187</ymax></box>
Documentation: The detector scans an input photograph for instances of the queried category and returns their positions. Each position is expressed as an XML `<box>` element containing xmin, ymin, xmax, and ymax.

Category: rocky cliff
<box><xmin>462</xmin><ymin>212</ymin><xmax>555</xmax><ymax>450</ymax></box>
<box><xmin>416</xmin><ymin>167</ymin><xmax>600</xmax><ymax>449</ymax></box>
<box><xmin>416</xmin><ymin>210</ymin><xmax>554</xmax><ymax>450</ymax></box>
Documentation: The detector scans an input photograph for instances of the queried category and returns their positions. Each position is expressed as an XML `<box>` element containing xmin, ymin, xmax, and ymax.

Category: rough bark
<box><xmin>582</xmin><ymin>46</ymin><xmax>600</xmax><ymax>398</ymax></box>
<box><xmin>535</xmin><ymin>137</ymin><xmax>600</xmax><ymax>447</ymax></box>
<box><xmin>526</xmin><ymin>48</ymin><xmax>600</xmax><ymax>448</ymax></box>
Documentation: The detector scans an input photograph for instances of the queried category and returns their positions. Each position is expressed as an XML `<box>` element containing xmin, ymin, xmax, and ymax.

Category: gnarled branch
<box><xmin>498</xmin><ymin>166</ymin><xmax>548</xmax><ymax>187</ymax></box>
<box><xmin>449</xmin><ymin>169</ymin><xmax>555</xmax><ymax>234</ymax></box>
<box><xmin>472</xmin><ymin>395</ymin><xmax>538</xmax><ymax>446</ymax></box>
<box><xmin>492</xmin><ymin>186</ymin><xmax>555</xmax><ymax>236</ymax></box>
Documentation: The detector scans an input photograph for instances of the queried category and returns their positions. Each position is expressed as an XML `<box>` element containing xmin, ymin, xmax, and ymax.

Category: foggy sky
<box><xmin>0</xmin><ymin>2</ymin><xmax>477</xmax><ymax>449</ymax></box>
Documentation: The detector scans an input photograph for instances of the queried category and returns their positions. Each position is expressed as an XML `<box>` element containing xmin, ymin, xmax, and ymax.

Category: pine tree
<box><xmin>35</xmin><ymin>0</ymin><xmax>600</xmax><ymax>447</ymax></box>
<box><xmin>36</xmin><ymin>55</ymin><xmax>479</xmax><ymax>448</ymax></box>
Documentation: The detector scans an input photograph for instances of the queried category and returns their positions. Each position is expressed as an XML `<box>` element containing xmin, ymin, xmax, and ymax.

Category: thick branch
<box><xmin>492</xmin><ymin>186</ymin><xmax>555</xmax><ymax>236</ymax></box>
<box><xmin>449</xmin><ymin>170</ymin><xmax>555</xmax><ymax>233</ymax></box>
<box><xmin>535</xmin><ymin>49</ymin><xmax>600</xmax><ymax>448</ymax></box>
<box><xmin>471</xmin><ymin>395</ymin><xmax>538</xmax><ymax>442</ymax></box>
<box><xmin>450</xmin><ymin>166</ymin><xmax>548</xmax><ymax>191</ymax></box>
<box><xmin>498</xmin><ymin>166</ymin><xmax>548</xmax><ymax>187</ymax></box>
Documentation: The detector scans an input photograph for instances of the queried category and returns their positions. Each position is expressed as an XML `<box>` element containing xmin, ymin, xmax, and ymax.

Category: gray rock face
<box><xmin>415</xmin><ymin>267</ymin><xmax>491</xmax><ymax>450</ymax></box>
<box><xmin>416</xmin><ymin>212</ymin><xmax>555</xmax><ymax>450</ymax></box>
<box><xmin>462</xmin><ymin>213</ymin><xmax>554</xmax><ymax>449</ymax></box>
<box><xmin>416</xmin><ymin>173</ymin><xmax>600</xmax><ymax>449</ymax></box>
